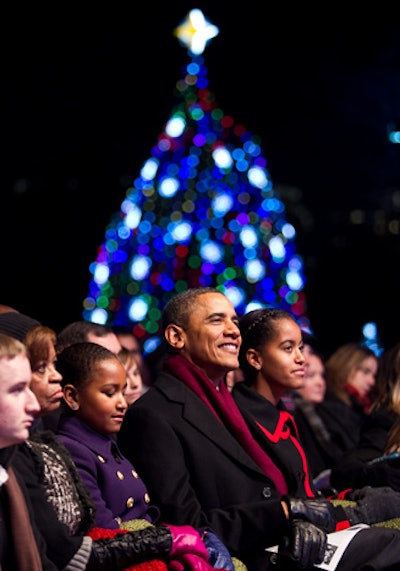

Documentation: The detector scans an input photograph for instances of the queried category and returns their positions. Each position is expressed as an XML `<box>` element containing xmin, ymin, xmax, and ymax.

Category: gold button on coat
<box><xmin>126</xmin><ymin>497</ymin><xmax>135</xmax><ymax>508</ymax></box>
<box><xmin>117</xmin><ymin>471</ymin><xmax>124</xmax><ymax>480</ymax></box>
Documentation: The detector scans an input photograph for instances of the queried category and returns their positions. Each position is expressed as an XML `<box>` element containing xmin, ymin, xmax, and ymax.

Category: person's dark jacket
<box><xmin>117</xmin><ymin>371</ymin><xmax>288</xmax><ymax>570</ymax></box>
<box><xmin>232</xmin><ymin>381</ymin><xmax>316</xmax><ymax>498</ymax></box>
<box><xmin>316</xmin><ymin>393</ymin><xmax>367</xmax><ymax>456</ymax></box>
<box><xmin>330</xmin><ymin>408</ymin><xmax>400</xmax><ymax>491</ymax></box>
<box><xmin>13</xmin><ymin>441</ymin><xmax>87</xmax><ymax>569</ymax></box>
<box><xmin>292</xmin><ymin>394</ymin><xmax>343</xmax><ymax>480</ymax></box>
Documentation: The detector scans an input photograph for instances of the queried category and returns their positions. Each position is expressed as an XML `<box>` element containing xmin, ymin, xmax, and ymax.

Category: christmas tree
<box><xmin>83</xmin><ymin>8</ymin><xmax>310</xmax><ymax>354</ymax></box>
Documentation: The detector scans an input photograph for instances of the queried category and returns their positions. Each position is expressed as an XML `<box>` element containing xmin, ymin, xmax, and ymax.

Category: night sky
<box><xmin>3</xmin><ymin>3</ymin><xmax>400</xmax><ymax>355</ymax></box>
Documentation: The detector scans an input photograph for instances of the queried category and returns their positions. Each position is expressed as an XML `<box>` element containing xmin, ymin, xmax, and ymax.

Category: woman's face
<box><xmin>297</xmin><ymin>353</ymin><xmax>326</xmax><ymax>404</ymax></box>
<box><xmin>30</xmin><ymin>341</ymin><xmax>64</xmax><ymax>415</ymax></box>
<box><xmin>347</xmin><ymin>355</ymin><xmax>378</xmax><ymax>398</ymax></box>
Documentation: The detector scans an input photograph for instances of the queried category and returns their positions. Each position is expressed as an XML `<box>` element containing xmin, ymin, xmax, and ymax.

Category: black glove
<box><xmin>287</xmin><ymin>497</ymin><xmax>337</xmax><ymax>533</ymax></box>
<box><xmin>364</xmin><ymin>457</ymin><xmax>400</xmax><ymax>491</ymax></box>
<box><xmin>343</xmin><ymin>486</ymin><xmax>400</xmax><ymax>525</ymax></box>
<box><xmin>280</xmin><ymin>520</ymin><xmax>327</xmax><ymax>570</ymax></box>
<box><xmin>88</xmin><ymin>526</ymin><xmax>172</xmax><ymax>571</ymax></box>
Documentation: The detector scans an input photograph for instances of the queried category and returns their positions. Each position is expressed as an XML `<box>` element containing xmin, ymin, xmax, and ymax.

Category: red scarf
<box><xmin>344</xmin><ymin>383</ymin><xmax>372</xmax><ymax>414</ymax></box>
<box><xmin>163</xmin><ymin>354</ymin><xmax>288</xmax><ymax>495</ymax></box>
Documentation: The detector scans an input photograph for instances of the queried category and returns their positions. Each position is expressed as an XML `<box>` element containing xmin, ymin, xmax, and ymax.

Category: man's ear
<box><xmin>165</xmin><ymin>324</ymin><xmax>185</xmax><ymax>350</ymax></box>
<box><xmin>63</xmin><ymin>384</ymin><xmax>80</xmax><ymax>411</ymax></box>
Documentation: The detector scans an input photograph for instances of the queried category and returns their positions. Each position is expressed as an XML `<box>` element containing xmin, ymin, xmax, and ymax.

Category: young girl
<box><xmin>316</xmin><ymin>342</ymin><xmax>378</xmax><ymax>455</ymax></box>
<box><xmin>232</xmin><ymin>308</ymin><xmax>400</xmax><ymax>530</ymax></box>
<box><xmin>233</xmin><ymin>308</ymin><xmax>315</xmax><ymax>498</ymax></box>
<box><xmin>56</xmin><ymin>341</ymin><xmax>235</xmax><ymax>570</ymax></box>
<box><xmin>118</xmin><ymin>347</ymin><xmax>145</xmax><ymax>405</ymax></box>
<box><xmin>56</xmin><ymin>342</ymin><xmax>160</xmax><ymax>529</ymax></box>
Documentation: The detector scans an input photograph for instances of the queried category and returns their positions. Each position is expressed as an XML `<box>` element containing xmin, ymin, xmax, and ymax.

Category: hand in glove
<box><xmin>287</xmin><ymin>497</ymin><xmax>337</xmax><ymax>533</ymax></box>
<box><xmin>280</xmin><ymin>520</ymin><xmax>327</xmax><ymax>570</ymax></box>
<box><xmin>364</xmin><ymin>457</ymin><xmax>400</xmax><ymax>491</ymax></box>
<box><xmin>167</xmin><ymin>524</ymin><xmax>209</xmax><ymax>560</ymax></box>
<box><xmin>343</xmin><ymin>486</ymin><xmax>400</xmax><ymax>525</ymax></box>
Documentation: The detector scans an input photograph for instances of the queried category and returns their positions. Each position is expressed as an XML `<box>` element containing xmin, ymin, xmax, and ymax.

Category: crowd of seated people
<box><xmin>1</xmin><ymin>296</ymin><xmax>400</xmax><ymax>571</ymax></box>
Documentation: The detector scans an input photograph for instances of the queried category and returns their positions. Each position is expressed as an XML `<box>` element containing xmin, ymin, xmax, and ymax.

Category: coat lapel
<box><xmin>157</xmin><ymin>373</ymin><xmax>268</xmax><ymax>478</ymax></box>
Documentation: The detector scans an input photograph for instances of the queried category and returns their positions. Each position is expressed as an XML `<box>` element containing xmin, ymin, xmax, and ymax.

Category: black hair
<box><xmin>162</xmin><ymin>287</ymin><xmax>222</xmax><ymax>331</ymax></box>
<box><xmin>57</xmin><ymin>342</ymin><xmax>118</xmax><ymax>389</ymax></box>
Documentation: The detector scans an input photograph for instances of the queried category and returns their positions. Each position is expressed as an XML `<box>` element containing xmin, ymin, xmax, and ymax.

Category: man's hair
<box><xmin>0</xmin><ymin>332</ymin><xmax>27</xmax><ymax>361</ymax></box>
<box><xmin>162</xmin><ymin>287</ymin><xmax>222</xmax><ymax>332</ymax></box>
<box><xmin>56</xmin><ymin>321</ymin><xmax>116</xmax><ymax>353</ymax></box>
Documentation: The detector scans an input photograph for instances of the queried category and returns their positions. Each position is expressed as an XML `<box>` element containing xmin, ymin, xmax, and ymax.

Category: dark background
<box><xmin>3</xmin><ymin>3</ymin><xmax>400</xmax><ymax>355</ymax></box>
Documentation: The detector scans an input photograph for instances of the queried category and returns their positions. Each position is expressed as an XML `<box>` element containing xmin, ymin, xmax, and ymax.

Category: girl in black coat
<box><xmin>330</xmin><ymin>341</ymin><xmax>400</xmax><ymax>492</ymax></box>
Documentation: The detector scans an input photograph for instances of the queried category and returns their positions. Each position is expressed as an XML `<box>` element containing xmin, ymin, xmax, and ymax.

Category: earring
<box><xmin>71</xmin><ymin>403</ymin><xmax>78</xmax><ymax>410</ymax></box>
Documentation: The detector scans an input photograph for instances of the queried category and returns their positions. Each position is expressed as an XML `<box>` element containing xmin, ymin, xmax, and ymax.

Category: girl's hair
<box><xmin>118</xmin><ymin>346</ymin><xmax>140</xmax><ymax>369</ymax></box>
<box><xmin>24</xmin><ymin>325</ymin><xmax>57</xmax><ymax>369</ymax></box>
<box><xmin>238</xmin><ymin>308</ymin><xmax>297</xmax><ymax>381</ymax></box>
<box><xmin>384</xmin><ymin>415</ymin><xmax>400</xmax><ymax>455</ymax></box>
<box><xmin>57</xmin><ymin>342</ymin><xmax>119</xmax><ymax>389</ymax></box>
<box><xmin>324</xmin><ymin>343</ymin><xmax>377</xmax><ymax>405</ymax></box>
<box><xmin>369</xmin><ymin>342</ymin><xmax>400</xmax><ymax>414</ymax></box>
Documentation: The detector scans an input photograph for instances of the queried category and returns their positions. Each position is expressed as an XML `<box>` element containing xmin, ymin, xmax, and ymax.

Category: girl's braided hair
<box><xmin>238</xmin><ymin>308</ymin><xmax>297</xmax><ymax>381</ymax></box>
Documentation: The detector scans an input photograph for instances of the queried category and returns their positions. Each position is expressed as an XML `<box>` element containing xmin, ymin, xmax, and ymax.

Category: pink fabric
<box><xmin>168</xmin><ymin>552</ymin><xmax>216</xmax><ymax>571</ymax></box>
<box><xmin>163</xmin><ymin>354</ymin><xmax>288</xmax><ymax>495</ymax></box>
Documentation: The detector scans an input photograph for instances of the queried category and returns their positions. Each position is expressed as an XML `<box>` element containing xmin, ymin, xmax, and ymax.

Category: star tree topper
<box><xmin>174</xmin><ymin>8</ymin><xmax>219</xmax><ymax>55</ymax></box>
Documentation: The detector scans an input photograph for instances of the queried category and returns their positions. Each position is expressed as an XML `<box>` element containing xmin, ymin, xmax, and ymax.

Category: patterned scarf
<box><xmin>163</xmin><ymin>354</ymin><xmax>288</xmax><ymax>495</ymax></box>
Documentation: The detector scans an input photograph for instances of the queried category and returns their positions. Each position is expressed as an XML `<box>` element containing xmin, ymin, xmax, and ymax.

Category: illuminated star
<box><xmin>174</xmin><ymin>9</ymin><xmax>219</xmax><ymax>55</ymax></box>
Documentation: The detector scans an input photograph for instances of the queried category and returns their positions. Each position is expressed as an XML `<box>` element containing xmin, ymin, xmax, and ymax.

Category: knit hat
<box><xmin>0</xmin><ymin>312</ymin><xmax>41</xmax><ymax>341</ymax></box>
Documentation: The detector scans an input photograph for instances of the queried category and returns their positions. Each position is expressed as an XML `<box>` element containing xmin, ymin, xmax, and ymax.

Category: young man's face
<box><xmin>180</xmin><ymin>293</ymin><xmax>241</xmax><ymax>382</ymax></box>
<box><xmin>0</xmin><ymin>354</ymin><xmax>40</xmax><ymax>448</ymax></box>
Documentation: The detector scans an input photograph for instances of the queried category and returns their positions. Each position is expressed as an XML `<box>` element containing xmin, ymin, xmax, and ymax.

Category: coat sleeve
<box><xmin>13</xmin><ymin>444</ymin><xmax>83</xmax><ymax>569</ymax></box>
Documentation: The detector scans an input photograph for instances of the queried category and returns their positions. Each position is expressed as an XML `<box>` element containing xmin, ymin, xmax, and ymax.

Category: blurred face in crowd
<box><xmin>347</xmin><ymin>356</ymin><xmax>378</xmax><ymax>398</ymax></box>
<box><xmin>121</xmin><ymin>353</ymin><xmax>143</xmax><ymax>405</ymax></box>
<box><xmin>87</xmin><ymin>332</ymin><xmax>122</xmax><ymax>355</ymax></box>
<box><xmin>297</xmin><ymin>353</ymin><xmax>326</xmax><ymax>404</ymax></box>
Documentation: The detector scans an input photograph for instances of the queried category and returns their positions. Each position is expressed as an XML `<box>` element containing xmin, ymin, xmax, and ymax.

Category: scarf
<box><xmin>344</xmin><ymin>383</ymin><xmax>372</xmax><ymax>414</ymax></box>
<box><xmin>5</xmin><ymin>467</ymin><xmax>43</xmax><ymax>571</ymax></box>
<box><xmin>163</xmin><ymin>354</ymin><xmax>288</xmax><ymax>495</ymax></box>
